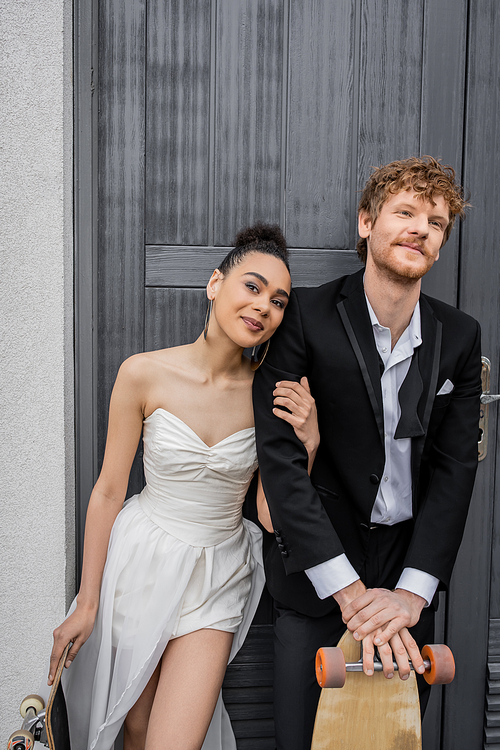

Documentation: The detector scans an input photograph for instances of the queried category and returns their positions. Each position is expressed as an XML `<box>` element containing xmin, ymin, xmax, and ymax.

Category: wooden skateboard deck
<box><xmin>45</xmin><ymin>643</ymin><xmax>71</xmax><ymax>750</ymax></box>
<box><xmin>311</xmin><ymin>630</ymin><xmax>421</xmax><ymax>750</ymax></box>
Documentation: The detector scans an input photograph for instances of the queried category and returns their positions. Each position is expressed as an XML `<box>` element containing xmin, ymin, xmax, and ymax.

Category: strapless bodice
<box><xmin>137</xmin><ymin>408</ymin><xmax>258</xmax><ymax>546</ymax></box>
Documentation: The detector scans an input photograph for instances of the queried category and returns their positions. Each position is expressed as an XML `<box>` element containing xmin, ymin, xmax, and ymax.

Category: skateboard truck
<box><xmin>316</xmin><ymin>642</ymin><xmax>455</xmax><ymax>688</ymax></box>
<box><xmin>7</xmin><ymin>695</ymin><xmax>47</xmax><ymax>750</ymax></box>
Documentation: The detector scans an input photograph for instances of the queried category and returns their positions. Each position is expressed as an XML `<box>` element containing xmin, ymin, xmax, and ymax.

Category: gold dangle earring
<box><xmin>250</xmin><ymin>339</ymin><xmax>270</xmax><ymax>371</ymax></box>
<box><xmin>203</xmin><ymin>299</ymin><xmax>213</xmax><ymax>341</ymax></box>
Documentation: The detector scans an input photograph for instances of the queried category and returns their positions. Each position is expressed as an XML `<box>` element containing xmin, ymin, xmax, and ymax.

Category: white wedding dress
<box><xmin>47</xmin><ymin>408</ymin><xmax>264</xmax><ymax>750</ymax></box>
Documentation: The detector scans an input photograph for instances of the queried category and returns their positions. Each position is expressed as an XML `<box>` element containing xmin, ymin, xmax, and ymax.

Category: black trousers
<box><xmin>272</xmin><ymin>522</ymin><xmax>436</xmax><ymax>750</ymax></box>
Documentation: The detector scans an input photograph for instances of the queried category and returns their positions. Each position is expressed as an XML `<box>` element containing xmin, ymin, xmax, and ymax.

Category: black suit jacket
<box><xmin>253</xmin><ymin>269</ymin><xmax>481</xmax><ymax>617</ymax></box>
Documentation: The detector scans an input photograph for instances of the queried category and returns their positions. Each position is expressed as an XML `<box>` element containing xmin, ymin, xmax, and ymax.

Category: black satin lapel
<box><xmin>338</xmin><ymin>294</ymin><xmax>384</xmax><ymax>443</ymax></box>
<box><xmin>411</xmin><ymin>298</ymin><xmax>442</xmax><ymax>504</ymax></box>
<box><xmin>418</xmin><ymin>297</ymin><xmax>442</xmax><ymax>434</ymax></box>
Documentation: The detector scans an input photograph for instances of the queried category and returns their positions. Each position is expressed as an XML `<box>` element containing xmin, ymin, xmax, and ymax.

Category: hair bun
<box><xmin>234</xmin><ymin>222</ymin><xmax>288</xmax><ymax>262</ymax></box>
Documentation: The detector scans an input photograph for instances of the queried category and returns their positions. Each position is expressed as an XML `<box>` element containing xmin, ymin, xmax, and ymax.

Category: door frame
<box><xmin>74</xmin><ymin>0</ymin><xmax>99</xmax><ymax>577</ymax></box>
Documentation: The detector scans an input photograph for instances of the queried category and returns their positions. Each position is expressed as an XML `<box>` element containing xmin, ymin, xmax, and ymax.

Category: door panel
<box><xmin>78</xmin><ymin>0</ymin><xmax>498</xmax><ymax>746</ymax></box>
<box><xmin>146</xmin><ymin>0</ymin><xmax>211</xmax><ymax>245</ymax></box>
<box><xmin>286</xmin><ymin>1</ymin><xmax>355</xmax><ymax>248</ymax></box>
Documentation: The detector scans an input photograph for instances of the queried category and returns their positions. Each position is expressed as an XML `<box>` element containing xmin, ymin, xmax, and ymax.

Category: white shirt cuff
<box><xmin>396</xmin><ymin>567</ymin><xmax>439</xmax><ymax>607</ymax></box>
<box><xmin>305</xmin><ymin>554</ymin><xmax>360</xmax><ymax>600</ymax></box>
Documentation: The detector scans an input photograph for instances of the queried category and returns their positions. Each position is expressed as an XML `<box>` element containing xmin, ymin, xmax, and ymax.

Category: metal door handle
<box><xmin>481</xmin><ymin>393</ymin><xmax>500</xmax><ymax>404</ymax></box>
<box><xmin>479</xmin><ymin>357</ymin><xmax>499</xmax><ymax>461</ymax></box>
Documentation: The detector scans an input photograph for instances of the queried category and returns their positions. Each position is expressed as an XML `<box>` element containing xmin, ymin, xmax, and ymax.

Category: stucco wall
<box><xmin>0</xmin><ymin>0</ymin><xmax>74</xmax><ymax>741</ymax></box>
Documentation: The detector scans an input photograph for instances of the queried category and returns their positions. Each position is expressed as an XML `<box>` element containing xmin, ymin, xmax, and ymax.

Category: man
<box><xmin>253</xmin><ymin>156</ymin><xmax>481</xmax><ymax>750</ymax></box>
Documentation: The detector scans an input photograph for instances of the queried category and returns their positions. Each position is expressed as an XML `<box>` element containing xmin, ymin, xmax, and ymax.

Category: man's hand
<box><xmin>342</xmin><ymin>588</ymin><xmax>426</xmax><ymax>643</ymax></box>
<box><xmin>333</xmin><ymin>583</ymin><xmax>426</xmax><ymax>679</ymax></box>
<box><xmin>357</xmin><ymin>626</ymin><xmax>425</xmax><ymax>680</ymax></box>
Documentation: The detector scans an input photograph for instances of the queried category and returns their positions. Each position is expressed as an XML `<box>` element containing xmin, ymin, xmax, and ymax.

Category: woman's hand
<box><xmin>48</xmin><ymin>603</ymin><xmax>98</xmax><ymax>685</ymax></box>
<box><xmin>273</xmin><ymin>376</ymin><xmax>320</xmax><ymax>469</ymax></box>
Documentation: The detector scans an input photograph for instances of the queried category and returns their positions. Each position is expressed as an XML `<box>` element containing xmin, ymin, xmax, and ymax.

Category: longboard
<box><xmin>311</xmin><ymin>630</ymin><xmax>454</xmax><ymax>750</ymax></box>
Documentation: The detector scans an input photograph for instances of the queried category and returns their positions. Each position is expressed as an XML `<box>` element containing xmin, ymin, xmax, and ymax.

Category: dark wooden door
<box><xmin>75</xmin><ymin>1</ymin><xmax>500</xmax><ymax>747</ymax></box>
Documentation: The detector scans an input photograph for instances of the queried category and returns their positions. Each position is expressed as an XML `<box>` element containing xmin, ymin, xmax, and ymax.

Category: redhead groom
<box><xmin>253</xmin><ymin>157</ymin><xmax>481</xmax><ymax>750</ymax></box>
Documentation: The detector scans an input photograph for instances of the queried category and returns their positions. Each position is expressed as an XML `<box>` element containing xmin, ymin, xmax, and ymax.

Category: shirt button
<box><xmin>384</xmin><ymin>476</ymin><xmax>389</xmax><ymax>482</ymax></box>
<box><xmin>382</xmin><ymin>347</ymin><xmax>387</xmax><ymax>353</ymax></box>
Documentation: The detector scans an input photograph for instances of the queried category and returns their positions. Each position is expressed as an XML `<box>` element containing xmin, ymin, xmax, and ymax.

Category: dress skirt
<box><xmin>40</xmin><ymin>495</ymin><xmax>264</xmax><ymax>750</ymax></box>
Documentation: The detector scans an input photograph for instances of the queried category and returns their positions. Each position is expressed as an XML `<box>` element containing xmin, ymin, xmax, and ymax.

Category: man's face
<box><xmin>358</xmin><ymin>189</ymin><xmax>450</xmax><ymax>282</ymax></box>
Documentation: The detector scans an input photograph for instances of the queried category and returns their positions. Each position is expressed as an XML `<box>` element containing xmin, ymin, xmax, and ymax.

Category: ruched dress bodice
<box><xmin>139</xmin><ymin>408</ymin><xmax>258</xmax><ymax>546</ymax></box>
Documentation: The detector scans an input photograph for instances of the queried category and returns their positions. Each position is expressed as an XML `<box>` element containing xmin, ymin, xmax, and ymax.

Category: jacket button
<box><xmin>281</xmin><ymin>550</ymin><xmax>289</xmax><ymax>558</ymax></box>
<box><xmin>369</xmin><ymin>474</ymin><xmax>380</xmax><ymax>485</ymax></box>
<box><xmin>275</xmin><ymin>535</ymin><xmax>283</xmax><ymax>544</ymax></box>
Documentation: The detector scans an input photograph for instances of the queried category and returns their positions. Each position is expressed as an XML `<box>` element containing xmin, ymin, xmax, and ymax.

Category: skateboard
<box><xmin>311</xmin><ymin>630</ymin><xmax>455</xmax><ymax>749</ymax></box>
<box><xmin>7</xmin><ymin>643</ymin><xmax>71</xmax><ymax>750</ymax></box>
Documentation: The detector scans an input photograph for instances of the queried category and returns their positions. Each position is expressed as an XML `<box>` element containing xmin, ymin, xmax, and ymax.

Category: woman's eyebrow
<box><xmin>243</xmin><ymin>272</ymin><xmax>290</xmax><ymax>299</ymax></box>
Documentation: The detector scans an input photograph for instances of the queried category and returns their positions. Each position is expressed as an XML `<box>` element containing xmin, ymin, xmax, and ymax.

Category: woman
<box><xmin>48</xmin><ymin>224</ymin><xmax>319</xmax><ymax>750</ymax></box>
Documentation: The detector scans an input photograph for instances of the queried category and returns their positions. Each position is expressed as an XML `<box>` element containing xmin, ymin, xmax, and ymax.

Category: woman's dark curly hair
<box><xmin>356</xmin><ymin>156</ymin><xmax>470</xmax><ymax>263</ymax></box>
<box><xmin>218</xmin><ymin>222</ymin><xmax>289</xmax><ymax>274</ymax></box>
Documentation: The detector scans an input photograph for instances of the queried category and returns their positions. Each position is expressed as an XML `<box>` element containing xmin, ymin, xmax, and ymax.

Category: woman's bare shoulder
<box><xmin>117</xmin><ymin>345</ymin><xmax>194</xmax><ymax>384</ymax></box>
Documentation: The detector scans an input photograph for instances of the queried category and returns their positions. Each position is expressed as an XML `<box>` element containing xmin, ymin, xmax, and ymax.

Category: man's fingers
<box><xmin>361</xmin><ymin>634</ymin><xmax>375</xmax><ymax>676</ymax></box>
<box><xmin>372</xmin><ymin>617</ymin><xmax>405</xmax><ymax>646</ymax></box>
<box><xmin>362</xmin><ymin>633</ymin><xmax>394</xmax><ymax>679</ymax></box>
<box><xmin>342</xmin><ymin>588</ymin><xmax>382</xmax><ymax>623</ymax></box>
<box><xmin>345</xmin><ymin>589</ymin><xmax>414</xmax><ymax>641</ymax></box>
<box><xmin>377</xmin><ymin>641</ymin><xmax>396</xmax><ymax>679</ymax></box>
<box><xmin>400</xmin><ymin>628</ymin><xmax>425</xmax><ymax>674</ymax></box>
<box><xmin>388</xmin><ymin>633</ymin><xmax>411</xmax><ymax>680</ymax></box>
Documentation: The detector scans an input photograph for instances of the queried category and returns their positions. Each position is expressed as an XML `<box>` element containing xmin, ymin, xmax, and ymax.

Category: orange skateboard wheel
<box><xmin>421</xmin><ymin>644</ymin><xmax>455</xmax><ymax>685</ymax></box>
<box><xmin>7</xmin><ymin>729</ymin><xmax>35</xmax><ymax>750</ymax></box>
<box><xmin>315</xmin><ymin>647</ymin><xmax>346</xmax><ymax>688</ymax></box>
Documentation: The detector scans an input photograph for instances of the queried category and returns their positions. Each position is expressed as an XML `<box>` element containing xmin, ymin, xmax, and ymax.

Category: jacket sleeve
<box><xmin>252</xmin><ymin>289</ymin><xmax>345</xmax><ymax>574</ymax></box>
<box><xmin>404</xmin><ymin>319</ymin><xmax>482</xmax><ymax>586</ymax></box>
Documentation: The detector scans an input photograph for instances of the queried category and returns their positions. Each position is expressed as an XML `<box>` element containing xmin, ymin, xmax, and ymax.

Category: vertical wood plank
<box><xmin>357</xmin><ymin>0</ymin><xmax>424</xmax><ymax>185</ymax></box>
<box><xmin>442</xmin><ymin>1</ymin><xmax>500</xmax><ymax>747</ymax></box>
<box><xmin>145</xmin><ymin>288</ymin><xmax>207</xmax><ymax>352</ymax></box>
<box><xmin>419</xmin><ymin>0</ymin><xmax>468</xmax><ymax>306</ymax></box>
<box><xmin>286</xmin><ymin>0</ymin><xmax>355</xmax><ymax>249</ymax></box>
<box><xmin>97</xmin><ymin>0</ymin><xmax>146</xmax><ymax>483</ymax></box>
<box><xmin>214</xmin><ymin>0</ymin><xmax>283</xmax><ymax>245</ymax></box>
<box><xmin>146</xmin><ymin>0</ymin><xmax>211</xmax><ymax>245</ymax></box>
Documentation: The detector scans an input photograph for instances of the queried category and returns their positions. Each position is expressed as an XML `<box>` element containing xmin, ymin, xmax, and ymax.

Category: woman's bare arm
<box><xmin>49</xmin><ymin>357</ymin><xmax>146</xmax><ymax>681</ymax></box>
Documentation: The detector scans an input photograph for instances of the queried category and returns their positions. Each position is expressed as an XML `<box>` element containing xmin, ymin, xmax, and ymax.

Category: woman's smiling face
<box><xmin>207</xmin><ymin>251</ymin><xmax>291</xmax><ymax>349</ymax></box>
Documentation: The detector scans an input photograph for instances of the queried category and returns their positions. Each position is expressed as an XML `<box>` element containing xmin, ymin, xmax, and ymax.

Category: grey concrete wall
<box><xmin>0</xmin><ymin>0</ymin><xmax>74</xmax><ymax>740</ymax></box>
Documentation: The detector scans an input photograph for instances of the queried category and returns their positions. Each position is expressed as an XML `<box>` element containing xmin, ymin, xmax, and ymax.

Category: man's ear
<box><xmin>358</xmin><ymin>211</ymin><xmax>372</xmax><ymax>238</ymax></box>
<box><xmin>206</xmin><ymin>268</ymin><xmax>223</xmax><ymax>300</ymax></box>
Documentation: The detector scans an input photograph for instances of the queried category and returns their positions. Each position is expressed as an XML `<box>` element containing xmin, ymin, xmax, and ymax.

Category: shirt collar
<box><xmin>364</xmin><ymin>294</ymin><xmax>422</xmax><ymax>352</ymax></box>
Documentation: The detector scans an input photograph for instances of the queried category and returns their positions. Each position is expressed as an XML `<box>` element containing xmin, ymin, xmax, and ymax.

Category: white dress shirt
<box><xmin>305</xmin><ymin>298</ymin><xmax>439</xmax><ymax>605</ymax></box>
